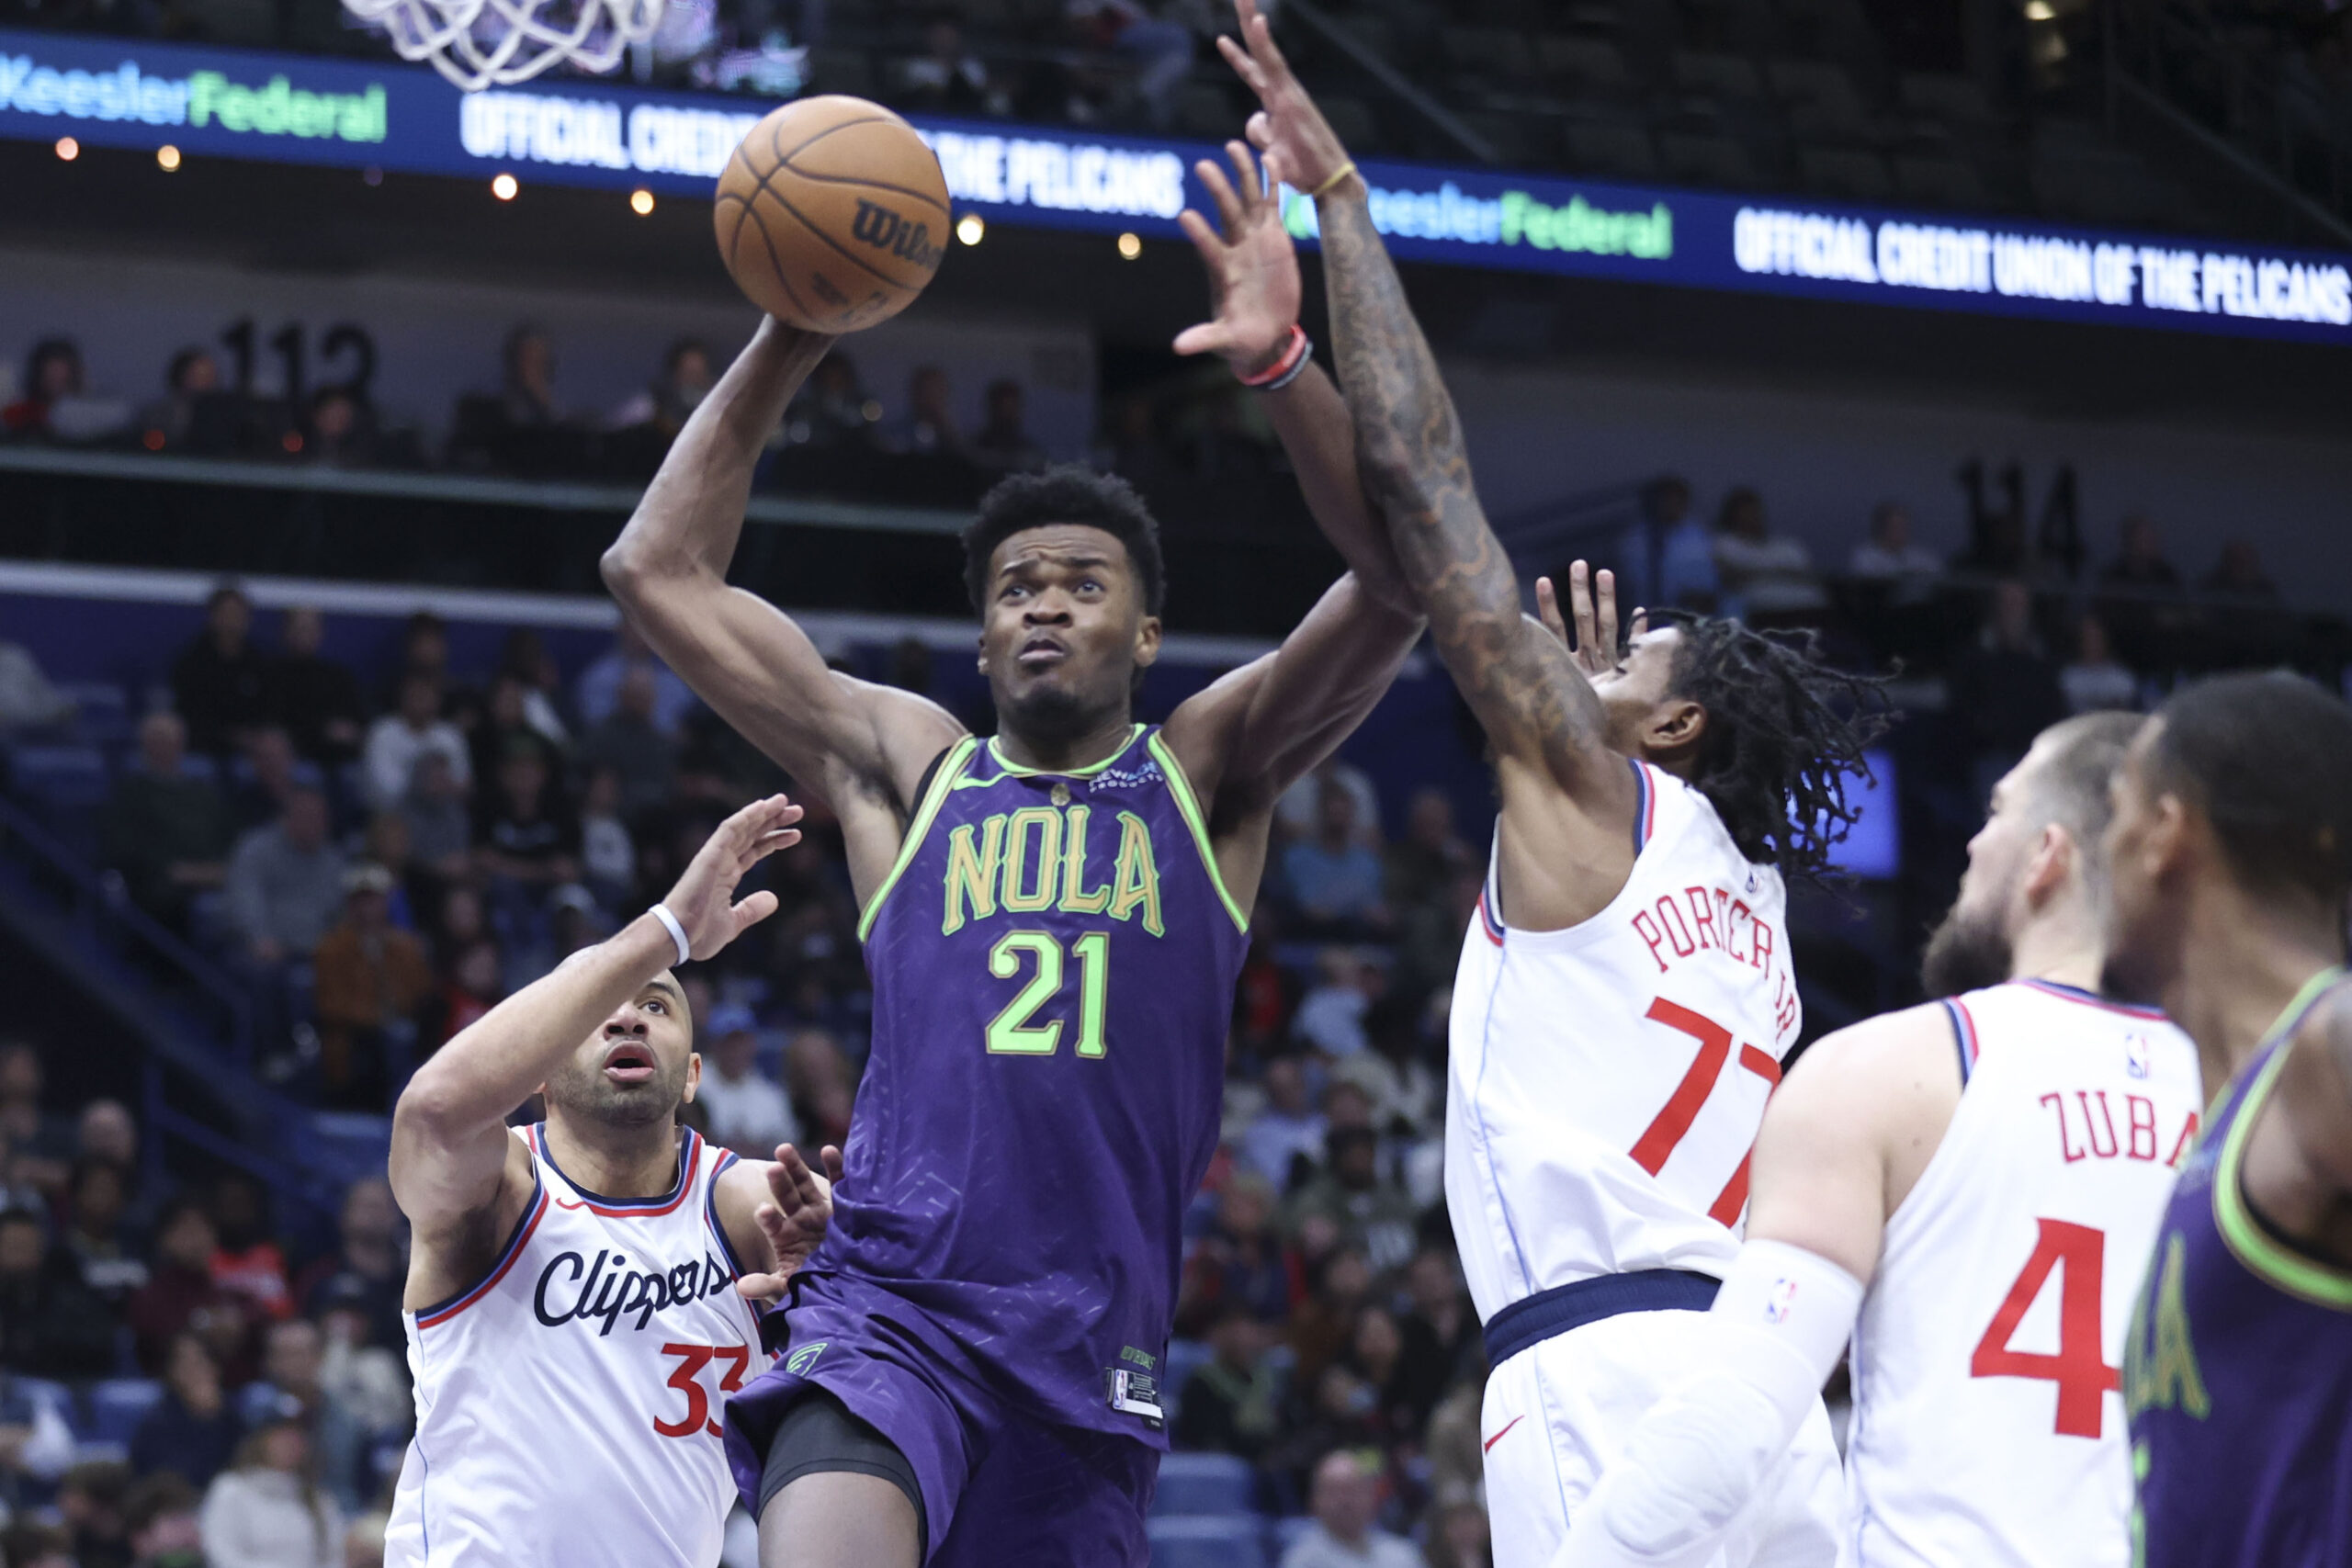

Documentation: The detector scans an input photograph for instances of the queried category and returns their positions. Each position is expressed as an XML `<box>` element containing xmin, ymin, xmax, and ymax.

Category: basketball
<box><xmin>713</xmin><ymin>96</ymin><xmax>950</xmax><ymax>333</ymax></box>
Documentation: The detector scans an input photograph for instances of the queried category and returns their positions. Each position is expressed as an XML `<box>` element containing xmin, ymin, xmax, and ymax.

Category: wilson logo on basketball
<box><xmin>850</xmin><ymin>200</ymin><xmax>944</xmax><ymax>270</ymax></box>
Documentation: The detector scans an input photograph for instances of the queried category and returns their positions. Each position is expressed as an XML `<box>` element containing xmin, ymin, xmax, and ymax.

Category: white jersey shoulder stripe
<box><xmin>414</xmin><ymin>1156</ymin><xmax>549</xmax><ymax>1332</ymax></box>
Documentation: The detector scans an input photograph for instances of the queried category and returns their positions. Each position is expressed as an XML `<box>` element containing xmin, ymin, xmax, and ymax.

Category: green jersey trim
<box><xmin>982</xmin><ymin>724</ymin><xmax>1148</xmax><ymax>780</ymax></box>
<box><xmin>1148</xmin><ymin>732</ymin><xmax>1250</xmax><ymax>934</ymax></box>
<box><xmin>857</xmin><ymin>736</ymin><xmax>980</xmax><ymax>944</ymax></box>
<box><xmin>2212</xmin><ymin>966</ymin><xmax>2352</xmax><ymax>1311</ymax></box>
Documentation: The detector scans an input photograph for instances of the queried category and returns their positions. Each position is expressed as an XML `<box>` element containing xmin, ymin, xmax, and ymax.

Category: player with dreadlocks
<box><xmin>1217</xmin><ymin>4</ymin><xmax>1884</xmax><ymax>1562</ymax></box>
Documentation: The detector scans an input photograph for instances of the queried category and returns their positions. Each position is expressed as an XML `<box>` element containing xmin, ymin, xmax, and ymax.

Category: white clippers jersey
<box><xmin>1845</xmin><ymin>980</ymin><xmax>2202</xmax><ymax>1568</ymax></box>
<box><xmin>386</xmin><ymin>1123</ymin><xmax>763</xmax><ymax>1568</ymax></box>
<box><xmin>1445</xmin><ymin>761</ymin><xmax>1801</xmax><ymax>1326</ymax></box>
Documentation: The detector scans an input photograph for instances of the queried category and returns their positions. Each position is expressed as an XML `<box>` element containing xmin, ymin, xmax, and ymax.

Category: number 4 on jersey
<box><xmin>1971</xmin><ymin>1218</ymin><xmax>2120</xmax><ymax>1438</ymax></box>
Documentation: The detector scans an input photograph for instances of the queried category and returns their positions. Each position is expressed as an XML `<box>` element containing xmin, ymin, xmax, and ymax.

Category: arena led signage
<box><xmin>5</xmin><ymin>27</ymin><xmax>2348</xmax><ymax>346</ymax></box>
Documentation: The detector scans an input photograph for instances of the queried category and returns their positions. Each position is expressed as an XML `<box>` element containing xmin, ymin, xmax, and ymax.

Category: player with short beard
<box><xmin>1555</xmin><ymin>711</ymin><xmax>2201</xmax><ymax>1568</ymax></box>
<box><xmin>384</xmin><ymin>794</ymin><xmax>839</xmax><ymax>1568</ymax></box>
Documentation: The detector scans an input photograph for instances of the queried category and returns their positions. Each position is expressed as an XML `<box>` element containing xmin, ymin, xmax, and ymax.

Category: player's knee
<box><xmin>758</xmin><ymin>1470</ymin><xmax>921</xmax><ymax>1568</ymax></box>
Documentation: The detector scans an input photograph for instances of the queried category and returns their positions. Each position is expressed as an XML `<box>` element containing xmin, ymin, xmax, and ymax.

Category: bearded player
<box><xmin>1220</xmin><ymin>6</ymin><xmax>1883</xmax><ymax>1562</ymax></box>
<box><xmin>2098</xmin><ymin>672</ymin><xmax>2352</xmax><ymax>1568</ymax></box>
<box><xmin>601</xmin><ymin>138</ymin><xmax>1421</xmax><ymax>1567</ymax></box>
<box><xmin>384</xmin><ymin>794</ymin><xmax>841</xmax><ymax>1568</ymax></box>
<box><xmin>1554</xmin><ymin>713</ymin><xmax>2202</xmax><ymax>1568</ymax></box>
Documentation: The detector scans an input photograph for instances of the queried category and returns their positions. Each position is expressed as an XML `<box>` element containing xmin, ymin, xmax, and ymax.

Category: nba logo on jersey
<box><xmin>1763</xmin><ymin>1277</ymin><xmax>1800</xmax><ymax>1324</ymax></box>
<box><xmin>2125</xmin><ymin>1032</ymin><xmax>2153</xmax><ymax>1078</ymax></box>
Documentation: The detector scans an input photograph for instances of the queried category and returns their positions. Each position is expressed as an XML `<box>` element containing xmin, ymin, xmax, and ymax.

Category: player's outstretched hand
<box><xmin>737</xmin><ymin>1142</ymin><xmax>844</xmax><ymax>1303</ymax></box>
<box><xmin>1173</xmin><ymin>141</ymin><xmax>1303</xmax><ymax>377</ymax></box>
<box><xmin>1535</xmin><ymin>561</ymin><xmax>1645</xmax><ymax>679</ymax></box>
<box><xmin>1218</xmin><ymin>0</ymin><xmax>1353</xmax><ymax>196</ymax></box>
<box><xmin>659</xmin><ymin>793</ymin><xmax>803</xmax><ymax>961</ymax></box>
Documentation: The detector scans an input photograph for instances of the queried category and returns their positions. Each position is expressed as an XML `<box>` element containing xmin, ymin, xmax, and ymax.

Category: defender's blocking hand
<box><xmin>1173</xmin><ymin>140</ymin><xmax>1303</xmax><ymax>377</ymax></box>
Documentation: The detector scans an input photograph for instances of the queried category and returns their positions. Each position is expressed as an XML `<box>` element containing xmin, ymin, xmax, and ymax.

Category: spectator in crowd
<box><xmin>139</xmin><ymin>348</ymin><xmax>222</xmax><ymax>453</ymax></box>
<box><xmin>1275</xmin><ymin>761</ymin><xmax>1380</xmax><ymax>849</ymax></box>
<box><xmin>225</xmin><ymin>788</ymin><xmax>347</xmax><ymax>965</ymax></box>
<box><xmin>1644</xmin><ymin>474</ymin><xmax>1720</xmax><ymax>615</ymax></box>
<box><xmin>1172</xmin><ymin>1304</ymin><xmax>1284</xmax><ymax>1461</ymax></box>
<box><xmin>1345</xmin><ymin>1303</ymin><xmax>1419</xmax><ymax>1439</ymax></box>
<box><xmin>1394</xmin><ymin>863</ymin><xmax>1477</xmax><ymax>1002</ymax></box>
<box><xmin>1294</xmin><ymin>948</ymin><xmax>1378</xmax><ymax>1057</ymax></box>
<box><xmin>471</xmin><ymin>739</ymin><xmax>581</xmax><ymax>893</ymax></box>
<box><xmin>59</xmin><ymin>1459</ymin><xmax>133</xmax><ymax>1568</ymax></box>
<box><xmin>123</xmin><ymin>1473</ymin><xmax>205</xmax><ymax>1568</ymax></box>
<box><xmin>130</xmin><ymin>1335</ymin><xmax>244</xmax><ymax>1493</ymax></box>
<box><xmin>573</xmin><ymin>622</ymin><xmax>695</xmax><ymax>735</ymax></box>
<box><xmin>899</xmin><ymin>17</ymin><xmax>992</xmax><ymax>111</ymax></box>
<box><xmin>267</xmin><ymin>609</ymin><xmax>364</xmax><ymax>766</ymax></box>
<box><xmin>1284</xmin><ymin>1127</ymin><xmax>1419</xmax><ymax>1275</ymax></box>
<box><xmin>1239</xmin><ymin>1056</ymin><xmax>1326</xmax><ymax>1192</ymax></box>
<box><xmin>2</xmin><ymin>339</ymin><xmax>84</xmax><ymax>438</ymax></box>
<box><xmin>209</xmin><ymin>1174</ymin><xmax>292</xmax><ymax>1325</ymax></box>
<box><xmin>1711</xmin><ymin>486</ymin><xmax>1826</xmax><ymax>619</ymax></box>
<box><xmin>1395</xmin><ymin>1250</ymin><xmax>1477</xmax><ymax>1432</ymax></box>
<box><xmin>1380</xmin><ymin>789</ymin><xmax>1469</xmax><ymax>919</ymax></box>
<box><xmin>198</xmin><ymin>1418</ymin><xmax>343</xmax><ymax>1568</ymax></box>
<box><xmin>2201</xmin><ymin>538</ymin><xmax>2278</xmax><ymax>600</ymax></box>
<box><xmin>497</xmin><ymin>325</ymin><xmax>561</xmax><ymax>429</ymax></box>
<box><xmin>608</xmin><ymin>338</ymin><xmax>712</xmax><ymax>439</ymax></box>
<box><xmin>293</xmin><ymin>1179</ymin><xmax>404</xmax><ymax>1353</ymax></box>
<box><xmin>577</xmin><ymin>766</ymin><xmax>636</xmax><ymax>912</ymax></box>
<box><xmin>0</xmin><ymin>1043</ymin><xmax>71</xmax><ymax>1177</ymax></box>
<box><xmin>238</xmin><ymin>1320</ymin><xmax>367</xmax><ymax>1517</ymax></box>
<box><xmin>1422</xmin><ymin>1490</ymin><xmax>1492</xmax><ymax>1568</ymax></box>
<box><xmin>574</xmin><ymin>666</ymin><xmax>678</xmax><ymax>817</ymax></box>
<box><xmin>1179</xmin><ymin>1172</ymin><xmax>1295</xmax><ymax>1334</ymax></box>
<box><xmin>395</xmin><ymin>750</ymin><xmax>472</xmax><ymax>891</ymax></box>
<box><xmin>103</xmin><ymin>712</ymin><xmax>234</xmax><ymax>931</ymax></box>
<box><xmin>971</xmin><ymin>378</ymin><xmax>1047</xmax><ymax>471</ymax></box>
<box><xmin>2100</xmin><ymin>511</ymin><xmax>2181</xmax><ymax>590</ymax></box>
<box><xmin>1066</xmin><ymin>0</ymin><xmax>1194</xmax><ymax>125</ymax></box>
<box><xmin>172</xmin><ymin>586</ymin><xmax>273</xmax><ymax>758</ymax></box>
<box><xmin>311</xmin><ymin>865</ymin><xmax>433</xmax><ymax>1111</ymax></box>
<box><xmin>342</xmin><ymin>1515</ymin><xmax>387</xmax><ymax>1568</ymax></box>
<box><xmin>1281</xmin><ymin>1449</ymin><xmax>1419</xmax><ymax>1568</ymax></box>
<box><xmin>1847</xmin><ymin>501</ymin><xmax>1942</xmax><ymax>582</ymax></box>
<box><xmin>1949</xmin><ymin>578</ymin><xmax>2067</xmax><ymax>802</ymax></box>
<box><xmin>361</xmin><ymin>676</ymin><xmax>469</xmax><ymax>815</ymax></box>
<box><xmin>0</xmin><ymin>1207</ymin><xmax>113</xmax><ymax>1377</ymax></box>
<box><xmin>786</xmin><ymin>353</ymin><xmax>877</xmax><ymax>449</ymax></box>
<box><xmin>301</xmin><ymin>389</ymin><xmax>377</xmax><ymax>469</ymax></box>
<box><xmin>1</xmin><ymin>1521</ymin><xmax>74</xmax><ymax>1568</ymax></box>
<box><xmin>882</xmin><ymin>365</ymin><xmax>967</xmax><ymax>457</ymax></box>
<box><xmin>127</xmin><ymin>1198</ymin><xmax>251</xmax><ymax>1380</ymax></box>
<box><xmin>382</xmin><ymin>614</ymin><xmax>461</xmax><ymax>719</ymax></box>
<box><xmin>62</xmin><ymin>1156</ymin><xmax>150</xmax><ymax>1308</ymax></box>
<box><xmin>308</xmin><ymin>1274</ymin><xmax>410</xmax><ymax>1440</ymax></box>
<box><xmin>0</xmin><ymin>636</ymin><xmax>73</xmax><ymax>731</ymax></box>
<box><xmin>435</xmin><ymin>937</ymin><xmax>503</xmax><ymax>1048</ymax></box>
<box><xmin>1330</xmin><ymin>997</ymin><xmax>1437</xmax><ymax>1149</ymax></box>
<box><xmin>495</xmin><ymin>629</ymin><xmax>571</xmax><ymax>749</ymax></box>
<box><xmin>76</xmin><ymin>1100</ymin><xmax>152</xmax><ymax>1230</ymax></box>
<box><xmin>694</xmin><ymin>1007</ymin><xmax>799</xmax><ymax>1156</ymax></box>
<box><xmin>2058</xmin><ymin>614</ymin><xmax>2139</xmax><ymax>715</ymax></box>
<box><xmin>230</xmin><ymin>728</ymin><xmax>308</xmax><ymax>835</ymax></box>
<box><xmin>1283</xmin><ymin>779</ymin><xmax>1390</xmax><ymax>938</ymax></box>
<box><xmin>783</xmin><ymin>1028</ymin><xmax>856</xmax><ymax>1148</ymax></box>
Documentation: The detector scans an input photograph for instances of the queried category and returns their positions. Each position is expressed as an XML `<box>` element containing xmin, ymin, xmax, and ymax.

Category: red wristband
<box><xmin>1236</xmin><ymin>323</ymin><xmax>1309</xmax><ymax>389</ymax></box>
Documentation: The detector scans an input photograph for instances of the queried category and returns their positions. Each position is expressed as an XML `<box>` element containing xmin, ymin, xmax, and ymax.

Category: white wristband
<box><xmin>649</xmin><ymin>903</ymin><xmax>691</xmax><ymax>966</ymax></box>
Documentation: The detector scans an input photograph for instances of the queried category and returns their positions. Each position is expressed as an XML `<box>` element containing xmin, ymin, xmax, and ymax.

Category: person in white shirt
<box><xmin>1846</xmin><ymin>502</ymin><xmax>1943</xmax><ymax>582</ymax></box>
<box><xmin>2058</xmin><ymin>615</ymin><xmax>2140</xmax><ymax>716</ymax></box>
<box><xmin>695</xmin><ymin>1006</ymin><xmax>802</xmax><ymax>1157</ymax></box>
<box><xmin>1280</xmin><ymin>1451</ymin><xmax>1421</xmax><ymax>1568</ymax></box>
<box><xmin>361</xmin><ymin>675</ymin><xmax>469</xmax><ymax>814</ymax></box>
<box><xmin>201</xmin><ymin>1418</ymin><xmax>345</xmax><ymax>1568</ymax></box>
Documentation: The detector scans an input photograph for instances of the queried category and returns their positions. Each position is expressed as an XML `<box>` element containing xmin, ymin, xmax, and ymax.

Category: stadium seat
<box><xmin>7</xmin><ymin>745</ymin><xmax>111</xmax><ymax>810</ymax></box>
<box><xmin>54</xmin><ymin>682</ymin><xmax>130</xmax><ymax>743</ymax></box>
<box><xmin>1661</xmin><ymin>132</ymin><xmax>1760</xmax><ymax>190</ymax></box>
<box><xmin>1565</xmin><ymin>124</ymin><xmax>1660</xmax><ymax>180</ymax></box>
<box><xmin>1147</xmin><ymin>1514</ymin><xmax>1269</xmax><ymax>1568</ymax></box>
<box><xmin>1152</xmin><ymin>1451</ymin><xmax>1254</xmax><ymax>1517</ymax></box>
<box><xmin>87</xmin><ymin>1379</ymin><xmax>164</xmax><ymax>1447</ymax></box>
<box><xmin>1800</xmin><ymin>147</ymin><xmax>1894</xmax><ymax>200</ymax></box>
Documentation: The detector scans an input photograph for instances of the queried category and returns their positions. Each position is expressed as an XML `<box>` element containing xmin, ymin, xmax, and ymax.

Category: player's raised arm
<box><xmin>601</xmin><ymin>322</ymin><xmax>964</xmax><ymax>895</ymax></box>
<box><xmin>390</xmin><ymin>795</ymin><xmax>802</xmax><ymax>1287</ymax></box>
<box><xmin>1157</xmin><ymin>138</ymin><xmax>1423</xmax><ymax>865</ymax></box>
<box><xmin>1216</xmin><ymin>0</ymin><xmax>1632</xmax><ymax>818</ymax></box>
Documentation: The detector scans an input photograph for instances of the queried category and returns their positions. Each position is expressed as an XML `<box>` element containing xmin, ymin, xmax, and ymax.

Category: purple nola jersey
<box><xmin>807</xmin><ymin>724</ymin><xmax>1249</xmax><ymax>1440</ymax></box>
<box><xmin>2127</xmin><ymin>968</ymin><xmax>2352</xmax><ymax>1568</ymax></box>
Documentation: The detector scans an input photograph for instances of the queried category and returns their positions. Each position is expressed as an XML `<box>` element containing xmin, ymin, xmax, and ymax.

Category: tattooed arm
<box><xmin>1217</xmin><ymin>0</ymin><xmax>1639</xmax><ymax>925</ymax></box>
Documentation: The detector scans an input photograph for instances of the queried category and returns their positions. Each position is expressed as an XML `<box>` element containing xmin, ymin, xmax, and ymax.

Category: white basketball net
<box><xmin>343</xmin><ymin>0</ymin><xmax>663</xmax><ymax>91</ymax></box>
